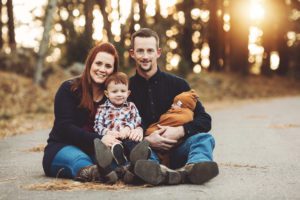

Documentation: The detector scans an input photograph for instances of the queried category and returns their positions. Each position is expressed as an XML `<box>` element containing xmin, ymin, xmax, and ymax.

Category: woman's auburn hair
<box><xmin>71</xmin><ymin>42</ymin><xmax>119</xmax><ymax>115</ymax></box>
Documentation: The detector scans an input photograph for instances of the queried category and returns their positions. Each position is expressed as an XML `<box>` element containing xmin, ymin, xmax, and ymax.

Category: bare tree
<box><xmin>95</xmin><ymin>0</ymin><xmax>112</xmax><ymax>41</ymax></box>
<box><xmin>0</xmin><ymin>1</ymin><xmax>3</xmax><ymax>49</ymax></box>
<box><xmin>83</xmin><ymin>0</ymin><xmax>95</xmax><ymax>56</ymax></box>
<box><xmin>276</xmin><ymin>0</ymin><xmax>290</xmax><ymax>76</ymax></box>
<box><xmin>208</xmin><ymin>0</ymin><xmax>224</xmax><ymax>71</ymax></box>
<box><xmin>137</xmin><ymin>0</ymin><xmax>146</xmax><ymax>26</ymax></box>
<box><xmin>176</xmin><ymin>1</ymin><xmax>194</xmax><ymax>70</ymax></box>
<box><xmin>34</xmin><ymin>0</ymin><xmax>57</xmax><ymax>85</ymax></box>
<box><xmin>229</xmin><ymin>0</ymin><xmax>249</xmax><ymax>74</ymax></box>
<box><xmin>7</xmin><ymin>0</ymin><xmax>16</xmax><ymax>50</ymax></box>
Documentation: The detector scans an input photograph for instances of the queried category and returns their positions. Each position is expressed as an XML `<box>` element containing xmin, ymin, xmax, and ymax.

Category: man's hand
<box><xmin>101</xmin><ymin>134</ymin><xmax>121</xmax><ymax>147</ymax></box>
<box><xmin>128</xmin><ymin>127</ymin><xmax>143</xmax><ymax>142</ymax></box>
<box><xmin>145</xmin><ymin>128</ymin><xmax>177</xmax><ymax>151</ymax></box>
<box><xmin>158</xmin><ymin>125</ymin><xmax>185</xmax><ymax>141</ymax></box>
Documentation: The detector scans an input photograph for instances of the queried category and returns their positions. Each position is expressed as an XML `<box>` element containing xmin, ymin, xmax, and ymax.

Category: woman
<box><xmin>42</xmin><ymin>42</ymin><xmax>123</xmax><ymax>183</ymax></box>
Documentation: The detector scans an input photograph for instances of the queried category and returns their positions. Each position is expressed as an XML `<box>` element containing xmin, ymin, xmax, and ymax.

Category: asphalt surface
<box><xmin>0</xmin><ymin>96</ymin><xmax>299</xmax><ymax>200</ymax></box>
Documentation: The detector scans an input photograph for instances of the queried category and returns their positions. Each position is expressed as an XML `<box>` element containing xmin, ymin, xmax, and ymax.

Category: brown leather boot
<box><xmin>74</xmin><ymin>165</ymin><xmax>103</xmax><ymax>183</ymax></box>
<box><xmin>178</xmin><ymin>161</ymin><xmax>219</xmax><ymax>184</ymax></box>
<box><xmin>129</xmin><ymin>140</ymin><xmax>151</xmax><ymax>166</ymax></box>
<box><xmin>119</xmin><ymin>141</ymin><xmax>151</xmax><ymax>185</ymax></box>
<box><xmin>134</xmin><ymin>160</ymin><xmax>182</xmax><ymax>185</ymax></box>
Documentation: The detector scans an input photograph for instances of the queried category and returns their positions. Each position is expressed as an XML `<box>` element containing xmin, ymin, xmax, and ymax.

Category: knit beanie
<box><xmin>173</xmin><ymin>90</ymin><xmax>199</xmax><ymax>110</ymax></box>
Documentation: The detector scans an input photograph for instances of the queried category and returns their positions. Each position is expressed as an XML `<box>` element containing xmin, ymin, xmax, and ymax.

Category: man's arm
<box><xmin>183</xmin><ymin>101</ymin><xmax>212</xmax><ymax>136</ymax></box>
<box><xmin>144</xmin><ymin>128</ymin><xmax>178</xmax><ymax>150</ymax></box>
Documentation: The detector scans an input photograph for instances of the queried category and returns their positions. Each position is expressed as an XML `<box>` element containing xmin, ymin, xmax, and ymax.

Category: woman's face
<box><xmin>90</xmin><ymin>52</ymin><xmax>115</xmax><ymax>84</ymax></box>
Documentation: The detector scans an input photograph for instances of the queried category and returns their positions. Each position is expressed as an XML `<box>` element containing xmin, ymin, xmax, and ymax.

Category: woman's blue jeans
<box><xmin>149</xmin><ymin>132</ymin><xmax>215</xmax><ymax>169</ymax></box>
<box><xmin>49</xmin><ymin>140</ymin><xmax>136</xmax><ymax>179</ymax></box>
<box><xmin>50</xmin><ymin>146</ymin><xmax>94</xmax><ymax>178</ymax></box>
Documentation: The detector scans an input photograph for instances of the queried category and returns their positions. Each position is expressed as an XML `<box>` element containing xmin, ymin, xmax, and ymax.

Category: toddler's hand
<box><xmin>128</xmin><ymin>127</ymin><xmax>143</xmax><ymax>142</ymax></box>
<box><xmin>119</xmin><ymin>127</ymin><xmax>130</xmax><ymax>139</ymax></box>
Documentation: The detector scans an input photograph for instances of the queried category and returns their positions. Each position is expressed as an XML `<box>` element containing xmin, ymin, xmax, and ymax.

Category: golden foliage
<box><xmin>1</xmin><ymin>70</ymin><xmax>300</xmax><ymax>139</ymax></box>
<box><xmin>0</xmin><ymin>70</ymin><xmax>67</xmax><ymax>138</ymax></box>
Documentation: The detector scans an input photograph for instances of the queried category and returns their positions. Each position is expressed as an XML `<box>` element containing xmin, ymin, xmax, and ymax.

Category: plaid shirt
<box><xmin>94</xmin><ymin>100</ymin><xmax>142</xmax><ymax>136</ymax></box>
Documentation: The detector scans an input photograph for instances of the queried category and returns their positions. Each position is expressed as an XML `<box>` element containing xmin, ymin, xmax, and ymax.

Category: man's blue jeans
<box><xmin>149</xmin><ymin>132</ymin><xmax>215</xmax><ymax>169</ymax></box>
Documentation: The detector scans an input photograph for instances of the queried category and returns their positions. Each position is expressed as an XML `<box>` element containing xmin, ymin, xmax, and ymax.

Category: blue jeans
<box><xmin>49</xmin><ymin>140</ymin><xmax>139</xmax><ymax>179</ymax></box>
<box><xmin>149</xmin><ymin>132</ymin><xmax>215</xmax><ymax>169</ymax></box>
<box><xmin>50</xmin><ymin>146</ymin><xmax>94</xmax><ymax>178</ymax></box>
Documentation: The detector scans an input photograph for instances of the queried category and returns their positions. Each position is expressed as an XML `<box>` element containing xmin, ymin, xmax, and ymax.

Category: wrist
<box><xmin>178</xmin><ymin>126</ymin><xmax>185</xmax><ymax>138</ymax></box>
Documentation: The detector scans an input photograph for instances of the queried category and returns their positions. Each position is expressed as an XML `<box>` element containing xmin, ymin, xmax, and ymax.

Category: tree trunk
<box><xmin>177</xmin><ymin>1</ymin><xmax>194</xmax><ymax>71</ymax></box>
<box><xmin>208</xmin><ymin>0</ymin><xmax>224</xmax><ymax>71</ymax></box>
<box><xmin>83</xmin><ymin>0</ymin><xmax>94</xmax><ymax>55</ymax></box>
<box><xmin>7</xmin><ymin>0</ymin><xmax>16</xmax><ymax>50</ymax></box>
<box><xmin>137</xmin><ymin>0</ymin><xmax>146</xmax><ymax>27</ymax></box>
<box><xmin>96</xmin><ymin>0</ymin><xmax>112</xmax><ymax>42</ymax></box>
<box><xmin>34</xmin><ymin>0</ymin><xmax>57</xmax><ymax>85</ymax></box>
<box><xmin>0</xmin><ymin>1</ymin><xmax>3</xmax><ymax>49</ymax></box>
<box><xmin>261</xmin><ymin>0</ymin><xmax>275</xmax><ymax>76</ymax></box>
<box><xmin>276</xmin><ymin>0</ymin><xmax>290</xmax><ymax>76</ymax></box>
<box><xmin>229</xmin><ymin>0</ymin><xmax>249</xmax><ymax>74</ymax></box>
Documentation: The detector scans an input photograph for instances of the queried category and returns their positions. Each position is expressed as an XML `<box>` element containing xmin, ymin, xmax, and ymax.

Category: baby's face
<box><xmin>171</xmin><ymin>100</ymin><xmax>182</xmax><ymax>110</ymax></box>
<box><xmin>105</xmin><ymin>81</ymin><xmax>130</xmax><ymax>106</ymax></box>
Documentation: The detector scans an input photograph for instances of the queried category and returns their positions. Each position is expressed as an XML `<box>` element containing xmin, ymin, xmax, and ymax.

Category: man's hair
<box><xmin>130</xmin><ymin>28</ymin><xmax>159</xmax><ymax>49</ymax></box>
<box><xmin>105</xmin><ymin>72</ymin><xmax>129</xmax><ymax>89</ymax></box>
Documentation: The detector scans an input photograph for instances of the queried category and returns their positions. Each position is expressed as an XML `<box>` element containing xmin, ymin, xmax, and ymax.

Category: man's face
<box><xmin>130</xmin><ymin>37</ymin><xmax>161</xmax><ymax>74</ymax></box>
<box><xmin>105</xmin><ymin>81</ymin><xmax>130</xmax><ymax>106</ymax></box>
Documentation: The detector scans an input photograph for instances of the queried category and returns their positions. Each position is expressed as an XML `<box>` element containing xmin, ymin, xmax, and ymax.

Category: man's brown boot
<box><xmin>129</xmin><ymin>140</ymin><xmax>151</xmax><ymax>166</ymax></box>
<box><xmin>118</xmin><ymin>140</ymin><xmax>151</xmax><ymax>185</ymax></box>
<box><xmin>134</xmin><ymin>160</ymin><xmax>182</xmax><ymax>185</ymax></box>
<box><xmin>178</xmin><ymin>161</ymin><xmax>219</xmax><ymax>184</ymax></box>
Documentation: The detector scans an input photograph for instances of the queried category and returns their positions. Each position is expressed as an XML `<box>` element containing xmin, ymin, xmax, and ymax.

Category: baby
<box><xmin>146</xmin><ymin>90</ymin><xmax>199</xmax><ymax>166</ymax></box>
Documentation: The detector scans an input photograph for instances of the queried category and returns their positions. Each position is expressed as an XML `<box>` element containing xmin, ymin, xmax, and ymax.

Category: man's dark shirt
<box><xmin>129</xmin><ymin>68</ymin><xmax>211</xmax><ymax>137</ymax></box>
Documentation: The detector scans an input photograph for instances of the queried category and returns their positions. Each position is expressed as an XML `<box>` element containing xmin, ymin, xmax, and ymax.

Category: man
<box><xmin>128</xmin><ymin>28</ymin><xmax>219</xmax><ymax>185</ymax></box>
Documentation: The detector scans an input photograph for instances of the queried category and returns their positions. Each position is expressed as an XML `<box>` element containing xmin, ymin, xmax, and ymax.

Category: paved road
<box><xmin>0</xmin><ymin>96</ymin><xmax>300</xmax><ymax>200</ymax></box>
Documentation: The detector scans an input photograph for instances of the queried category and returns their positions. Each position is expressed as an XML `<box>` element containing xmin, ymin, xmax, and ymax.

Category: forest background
<box><xmin>0</xmin><ymin>0</ymin><xmax>299</xmax><ymax>138</ymax></box>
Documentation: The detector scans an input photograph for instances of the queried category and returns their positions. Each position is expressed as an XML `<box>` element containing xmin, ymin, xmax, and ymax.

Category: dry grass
<box><xmin>268</xmin><ymin>123</ymin><xmax>300</xmax><ymax>129</ymax></box>
<box><xmin>24</xmin><ymin>179</ymin><xmax>150</xmax><ymax>191</ymax></box>
<box><xmin>26</xmin><ymin>144</ymin><xmax>46</xmax><ymax>152</ymax></box>
<box><xmin>188</xmin><ymin>72</ymin><xmax>300</xmax><ymax>103</ymax></box>
<box><xmin>220</xmin><ymin>162</ymin><xmax>268</xmax><ymax>170</ymax></box>
<box><xmin>0</xmin><ymin>70</ymin><xmax>64</xmax><ymax>139</ymax></box>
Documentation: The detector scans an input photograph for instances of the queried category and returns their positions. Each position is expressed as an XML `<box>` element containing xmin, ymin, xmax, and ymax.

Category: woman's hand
<box><xmin>101</xmin><ymin>134</ymin><xmax>121</xmax><ymax>147</ymax></box>
<box><xmin>128</xmin><ymin>127</ymin><xmax>143</xmax><ymax>142</ymax></box>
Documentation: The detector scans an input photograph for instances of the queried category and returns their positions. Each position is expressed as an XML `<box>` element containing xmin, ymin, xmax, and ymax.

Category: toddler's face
<box><xmin>105</xmin><ymin>81</ymin><xmax>130</xmax><ymax>106</ymax></box>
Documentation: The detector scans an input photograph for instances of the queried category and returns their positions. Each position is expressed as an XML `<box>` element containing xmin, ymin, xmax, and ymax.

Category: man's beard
<box><xmin>138</xmin><ymin>61</ymin><xmax>152</xmax><ymax>72</ymax></box>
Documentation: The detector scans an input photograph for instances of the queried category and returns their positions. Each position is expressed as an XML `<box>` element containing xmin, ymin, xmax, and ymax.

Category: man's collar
<box><xmin>135</xmin><ymin>67</ymin><xmax>162</xmax><ymax>83</ymax></box>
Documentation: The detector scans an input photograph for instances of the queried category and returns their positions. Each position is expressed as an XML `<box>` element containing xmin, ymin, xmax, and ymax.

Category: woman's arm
<box><xmin>53</xmin><ymin>81</ymin><xmax>101</xmax><ymax>148</ymax></box>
